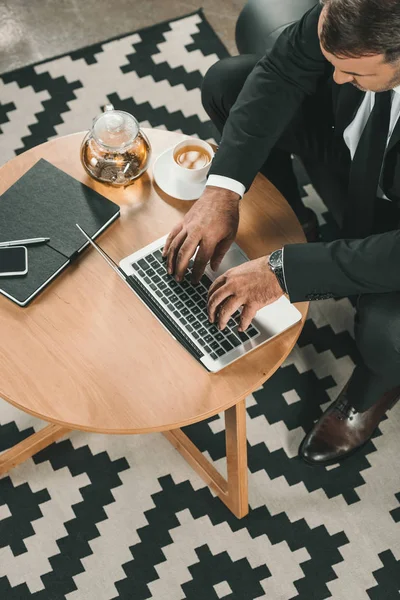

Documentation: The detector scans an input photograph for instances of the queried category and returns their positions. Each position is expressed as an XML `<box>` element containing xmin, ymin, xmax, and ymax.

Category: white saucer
<box><xmin>153</xmin><ymin>146</ymin><xmax>207</xmax><ymax>201</ymax></box>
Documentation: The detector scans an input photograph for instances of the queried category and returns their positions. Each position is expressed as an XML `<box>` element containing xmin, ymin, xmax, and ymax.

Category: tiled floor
<box><xmin>0</xmin><ymin>0</ymin><xmax>245</xmax><ymax>74</ymax></box>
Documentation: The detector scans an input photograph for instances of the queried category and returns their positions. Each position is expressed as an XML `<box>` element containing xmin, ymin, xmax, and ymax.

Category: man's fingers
<box><xmin>208</xmin><ymin>285</ymin><xmax>233</xmax><ymax>323</ymax></box>
<box><xmin>166</xmin><ymin>230</ymin><xmax>187</xmax><ymax>275</ymax></box>
<box><xmin>208</xmin><ymin>274</ymin><xmax>226</xmax><ymax>299</ymax></box>
<box><xmin>217</xmin><ymin>297</ymin><xmax>242</xmax><ymax>330</ymax></box>
<box><xmin>210</xmin><ymin>238</ymin><xmax>234</xmax><ymax>271</ymax></box>
<box><xmin>174</xmin><ymin>235</ymin><xmax>200</xmax><ymax>281</ymax></box>
<box><xmin>191</xmin><ymin>242</ymin><xmax>213</xmax><ymax>284</ymax></box>
<box><xmin>163</xmin><ymin>223</ymin><xmax>183</xmax><ymax>257</ymax></box>
<box><xmin>239</xmin><ymin>304</ymin><xmax>257</xmax><ymax>331</ymax></box>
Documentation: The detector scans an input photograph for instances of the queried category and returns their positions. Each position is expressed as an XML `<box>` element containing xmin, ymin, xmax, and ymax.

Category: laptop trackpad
<box><xmin>208</xmin><ymin>244</ymin><xmax>248</xmax><ymax>279</ymax></box>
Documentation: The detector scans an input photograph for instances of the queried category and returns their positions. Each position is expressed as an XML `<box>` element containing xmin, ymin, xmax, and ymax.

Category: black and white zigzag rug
<box><xmin>1</xmin><ymin>10</ymin><xmax>399</xmax><ymax>600</ymax></box>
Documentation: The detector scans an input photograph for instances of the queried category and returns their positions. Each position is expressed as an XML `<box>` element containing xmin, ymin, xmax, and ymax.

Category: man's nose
<box><xmin>333</xmin><ymin>68</ymin><xmax>354</xmax><ymax>85</ymax></box>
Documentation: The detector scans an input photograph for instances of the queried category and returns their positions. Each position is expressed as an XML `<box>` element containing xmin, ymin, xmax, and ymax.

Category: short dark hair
<box><xmin>320</xmin><ymin>0</ymin><xmax>400</xmax><ymax>63</ymax></box>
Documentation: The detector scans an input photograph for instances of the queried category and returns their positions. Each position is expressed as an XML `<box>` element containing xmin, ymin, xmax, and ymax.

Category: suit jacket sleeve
<box><xmin>283</xmin><ymin>230</ymin><xmax>400</xmax><ymax>301</ymax></box>
<box><xmin>208</xmin><ymin>4</ymin><xmax>326</xmax><ymax>191</ymax></box>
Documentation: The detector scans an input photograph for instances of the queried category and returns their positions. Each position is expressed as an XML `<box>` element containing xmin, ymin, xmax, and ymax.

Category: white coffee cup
<box><xmin>170</xmin><ymin>138</ymin><xmax>214</xmax><ymax>185</ymax></box>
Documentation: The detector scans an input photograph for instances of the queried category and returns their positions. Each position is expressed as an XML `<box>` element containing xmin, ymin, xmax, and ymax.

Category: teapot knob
<box><xmin>104</xmin><ymin>103</ymin><xmax>114</xmax><ymax>112</ymax></box>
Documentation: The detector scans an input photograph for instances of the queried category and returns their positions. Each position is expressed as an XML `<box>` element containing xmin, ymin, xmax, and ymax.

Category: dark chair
<box><xmin>235</xmin><ymin>0</ymin><xmax>317</xmax><ymax>56</ymax></box>
<box><xmin>234</xmin><ymin>0</ymin><xmax>343</xmax><ymax>225</ymax></box>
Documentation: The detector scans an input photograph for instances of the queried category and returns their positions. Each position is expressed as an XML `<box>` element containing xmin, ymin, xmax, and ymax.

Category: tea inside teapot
<box><xmin>80</xmin><ymin>105</ymin><xmax>151</xmax><ymax>187</ymax></box>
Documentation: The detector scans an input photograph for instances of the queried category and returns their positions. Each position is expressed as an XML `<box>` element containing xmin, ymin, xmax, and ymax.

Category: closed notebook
<box><xmin>0</xmin><ymin>159</ymin><xmax>120</xmax><ymax>306</ymax></box>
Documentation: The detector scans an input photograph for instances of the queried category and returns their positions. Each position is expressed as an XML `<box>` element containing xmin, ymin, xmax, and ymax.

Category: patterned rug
<box><xmin>0</xmin><ymin>10</ymin><xmax>399</xmax><ymax>600</ymax></box>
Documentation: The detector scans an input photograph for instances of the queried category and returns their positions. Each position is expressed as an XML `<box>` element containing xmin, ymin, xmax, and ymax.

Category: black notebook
<box><xmin>0</xmin><ymin>159</ymin><xmax>120</xmax><ymax>306</ymax></box>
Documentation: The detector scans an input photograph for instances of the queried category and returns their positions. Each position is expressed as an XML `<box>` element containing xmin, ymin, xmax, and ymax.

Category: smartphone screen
<box><xmin>0</xmin><ymin>246</ymin><xmax>28</xmax><ymax>276</ymax></box>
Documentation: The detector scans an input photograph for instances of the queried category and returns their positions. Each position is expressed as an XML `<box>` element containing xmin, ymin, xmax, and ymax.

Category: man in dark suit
<box><xmin>163</xmin><ymin>0</ymin><xmax>400</xmax><ymax>465</ymax></box>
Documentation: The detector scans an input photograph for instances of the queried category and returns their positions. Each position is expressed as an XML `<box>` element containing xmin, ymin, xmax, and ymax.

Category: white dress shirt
<box><xmin>207</xmin><ymin>85</ymin><xmax>400</xmax><ymax>201</ymax></box>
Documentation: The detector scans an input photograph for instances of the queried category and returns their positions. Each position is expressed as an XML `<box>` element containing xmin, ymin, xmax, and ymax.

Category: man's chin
<box><xmin>351</xmin><ymin>82</ymin><xmax>367</xmax><ymax>92</ymax></box>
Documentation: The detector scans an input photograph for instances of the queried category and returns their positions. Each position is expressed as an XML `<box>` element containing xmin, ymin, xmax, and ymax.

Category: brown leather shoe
<box><xmin>299</xmin><ymin>385</ymin><xmax>400</xmax><ymax>465</ymax></box>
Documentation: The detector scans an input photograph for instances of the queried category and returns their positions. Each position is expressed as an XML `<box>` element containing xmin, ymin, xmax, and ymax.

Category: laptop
<box><xmin>76</xmin><ymin>224</ymin><xmax>302</xmax><ymax>373</ymax></box>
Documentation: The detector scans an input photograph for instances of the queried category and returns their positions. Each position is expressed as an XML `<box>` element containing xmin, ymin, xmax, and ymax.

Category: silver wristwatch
<box><xmin>268</xmin><ymin>249</ymin><xmax>287</xmax><ymax>293</ymax></box>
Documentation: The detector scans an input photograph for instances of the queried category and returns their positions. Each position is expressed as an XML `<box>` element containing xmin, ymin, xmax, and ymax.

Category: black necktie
<box><xmin>343</xmin><ymin>90</ymin><xmax>392</xmax><ymax>238</ymax></box>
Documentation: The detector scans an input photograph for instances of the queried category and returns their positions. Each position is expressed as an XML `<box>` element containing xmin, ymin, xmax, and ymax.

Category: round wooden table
<box><xmin>0</xmin><ymin>129</ymin><xmax>308</xmax><ymax>518</ymax></box>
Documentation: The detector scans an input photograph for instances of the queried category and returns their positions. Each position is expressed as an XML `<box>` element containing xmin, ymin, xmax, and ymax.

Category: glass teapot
<box><xmin>80</xmin><ymin>104</ymin><xmax>151</xmax><ymax>187</ymax></box>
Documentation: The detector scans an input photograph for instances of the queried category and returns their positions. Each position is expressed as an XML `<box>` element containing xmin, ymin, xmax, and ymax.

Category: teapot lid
<box><xmin>93</xmin><ymin>105</ymin><xmax>139</xmax><ymax>150</ymax></box>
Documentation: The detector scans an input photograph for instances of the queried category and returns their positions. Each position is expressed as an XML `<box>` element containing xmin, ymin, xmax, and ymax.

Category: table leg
<box><xmin>163</xmin><ymin>399</ymin><xmax>248</xmax><ymax>518</ymax></box>
<box><xmin>0</xmin><ymin>423</ymin><xmax>70</xmax><ymax>476</ymax></box>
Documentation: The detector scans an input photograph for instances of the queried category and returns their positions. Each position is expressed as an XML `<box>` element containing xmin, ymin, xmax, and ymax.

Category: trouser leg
<box><xmin>347</xmin><ymin>293</ymin><xmax>400</xmax><ymax>411</ymax></box>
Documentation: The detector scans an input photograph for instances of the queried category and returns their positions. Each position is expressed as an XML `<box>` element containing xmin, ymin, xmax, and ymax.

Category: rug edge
<box><xmin>0</xmin><ymin>8</ymin><xmax>209</xmax><ymax>78</ymax></box>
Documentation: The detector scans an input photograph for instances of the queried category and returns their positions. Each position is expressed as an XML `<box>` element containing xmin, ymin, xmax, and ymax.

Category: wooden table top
<box><xmin>0</xmin><ymin>129</ymin><xmax>308</xmax><ymax>434</ymax></box>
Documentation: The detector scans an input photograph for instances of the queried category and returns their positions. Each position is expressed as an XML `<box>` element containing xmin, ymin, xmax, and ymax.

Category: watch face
<box><xmin>269</xmin><ymin>250</ymin><xmax>282</xmax><ymax>269</ymax></box>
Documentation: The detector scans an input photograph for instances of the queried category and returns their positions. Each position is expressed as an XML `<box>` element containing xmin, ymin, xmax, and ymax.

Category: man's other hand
<box><xmin>208</xmin><ymin>256</ymin><xmax>284</xmax><ymax>331</ymax></box>
<box><xmin>162</xmin><ymin>186</ymin><xmax>240</xmax><ymax>284</ymax></box>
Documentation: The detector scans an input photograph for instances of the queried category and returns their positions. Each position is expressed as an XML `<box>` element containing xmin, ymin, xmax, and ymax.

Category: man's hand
<box><xmin>162</xmin><ymin>186</ymin><xmax>240</xmax><ymax>284</ymax></box>
<box><xmin>208</xmin><ymin>256</ymin><xmax>284</xmax><ymax>331</ymax></box>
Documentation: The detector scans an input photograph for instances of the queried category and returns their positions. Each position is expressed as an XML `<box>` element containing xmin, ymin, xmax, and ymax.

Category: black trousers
<box><xmin>202</xmin><ymin>55</ymin><xmax>400</xmax><ymax>411</ymax></box>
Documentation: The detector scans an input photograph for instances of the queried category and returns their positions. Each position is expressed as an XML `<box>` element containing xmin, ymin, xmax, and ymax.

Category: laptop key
<box><xmin>228</xmin><ymin>334</ymin><xmax>241</xmax><ymax>348</ymax></box>
<box><xmin>201</xmin><ymin>274</ymin><xmax>212</xmax><ymax>288</ymax></box>
<box><xmin>180</xmin><ymin>293</ymin><xmax>189</xmax><ymax>302</ymax></box>
<box><xmin>153</xmin><ymin>275</ymin><xmax>161</xmax><ymax>284</ymax></box>
<box><xmin>210</xmin><ymin>341</ymin><xmax>219</xmax><ymax>350</ymax></box>
<box><xmin>216</xmin><ymin>347</ymin><xmax>225</xmax><ymax>357</ymax></box>
<box><xmin>170</xmin><ymin>294</ymin><xmax>179</xmax><ymax>303</ymax></box>
<box><xmin>237</xmin><ymin>330</ymin><xmax>249</xmax><ymax>343</ymax></box>
<box><xmin>204</xmin><ymin>345</ymin><xmax>212</xmax><ymax>354</ymax></box>
<box><xmin>137</xmin><ymin>258</ymin><xmax>149</xmax><ymax>270</ymax></box>
<box><xmin>181</xmin><ymin>307</ymin><xmax>190</xmax><ymax>317</ymax></box>
<box><xmin>186</xmin><ymin>324</ymin><xmax>194</xmax><ymax>333</ymax></box>
<box><xmin>221</xmin><ymin>340</ymin><xmax>233</xmax><ymax>352</ymax></box>
<box><xmin>176</xmin><ymin>301</ymin><xmax>184</xmax><ymax>310</ymax></box>
<box><xmin>186</xmin><ymin>299</ymin><xmax>195</xmax><ymax>309</ymax></box>
<box><xmin>198</xmin><ymin>339</ymin><xmax>206</xmax><ymax>347</ymax></box>
<box><xmin>154</xmin><ymin>250</ymin><xmax>164</xmax><ymax>263</ymax></box>
<box><xmin>159</xmin><ymin>282</ymin><xmax>167</xmax><ymax>291</ymax></box>
<box><xmin>161</xmin><ymin>297</ymin><xmax>169</xmax><ymax>304</ymax></box>
<box><xmin>204</xmin><ymin>334</ymin><xmax>213</xmax><ymax>344</ymax></box>
<box><xmin>192</xmin><ymin>306</ymin><xmax>201</xmax><ymax>315</ymax></box>
<box><xmin>248</xmin><ymin>327</ymin><xmax>259</xmax><ymax>338</ymax></box>
<box><xmin>164</xmin><ymin>289</ymin><xmax>173</xmax><ymax>297</ymax></box>
<box><xmin>215</xmin><ymin>332</ymin><xmax>224</xmax><ymax>342</ymax></box>
<box><xmin>156</xmin><ymin>290</ymin><xmax>163</xmax><ymax>298</ymax></box>
<box><xmin>211</xmin><ymin>352</ymin><xmax>218</xmax><ymax>360</ymax></box>
<box><xmin>192</xmin><ymin>331</ymin><xmax>200</xmax><ymax>339</ymax></box>
<box><xmin>149</xmin><ymin>283</ymin><xmax>157</xmax><ymax>291</ymax></box>
<box><xmin>179</xmin><ymin>317</ymin><xmax>187</xmax><ymax>326</ymax></box>
<box><xmin>187</xmin><ymin>314</ymin><xmax>196</xmax><ymax>324</ymax></box>
<box><xmin>199</xmin><ymin>327</ymin><xmax>207</xmax><ymax>337</ymax></box>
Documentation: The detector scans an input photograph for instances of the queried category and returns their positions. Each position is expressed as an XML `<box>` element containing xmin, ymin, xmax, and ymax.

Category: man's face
<box><xmin>318</xmin><ymin>9</ymin><xmax>400</xmax><ymax>92</ymax></box>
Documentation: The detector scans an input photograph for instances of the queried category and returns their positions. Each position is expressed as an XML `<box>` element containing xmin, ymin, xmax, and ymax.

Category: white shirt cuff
<box><xmin>206</xmin><ymin>175</ymin><xmax>246</xmax><ymax>199</ymax></box>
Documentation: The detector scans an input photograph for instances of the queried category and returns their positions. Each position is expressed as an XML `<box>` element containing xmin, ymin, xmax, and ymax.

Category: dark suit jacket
<box><xmin>209</xmin><ymin>4</ymin><xmax>400</xmax><ymax>302</ymax></box>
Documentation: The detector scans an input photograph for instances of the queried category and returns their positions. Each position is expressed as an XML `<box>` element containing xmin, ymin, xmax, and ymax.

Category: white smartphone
<box><xmin>0</xmin><ymin>246</ymin><xmax>28</xmax><ymax>277</ymax></box>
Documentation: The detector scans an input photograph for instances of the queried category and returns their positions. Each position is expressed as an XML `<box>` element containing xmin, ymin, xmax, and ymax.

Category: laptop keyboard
<box><xmin>131</xmin><ymin>248</ymin><xmax>260</xmax><ymax>360</ymax></box>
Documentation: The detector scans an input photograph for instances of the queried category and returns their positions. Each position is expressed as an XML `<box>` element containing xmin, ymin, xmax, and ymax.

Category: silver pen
<box><xmin>0</xmin><ymin>237</ymin><xmax>50</xmax><ymax>247</ymax></box>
